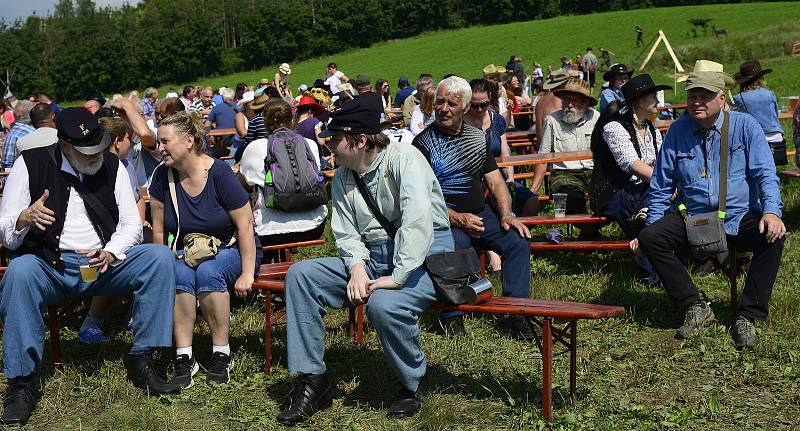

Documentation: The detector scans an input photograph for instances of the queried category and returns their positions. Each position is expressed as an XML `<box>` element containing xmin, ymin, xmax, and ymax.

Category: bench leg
<box><xmin>264</xmin><ymin>292</ymin><xmax>272</xmax><ymax>377</ymax></box>
<box><xmin>569</xmin><ymin>320</ymin><xmax>577</xmax><ymax>404</ymax></box>
<box><xmin>541</xmin><ymin>318</ymin><xmax>553</xmax><ymax>421</ymax></box>
<box><xmin>46</xmin><ymin>306</ymin><xmax>62</xmax><ymax>373</ymax></box>
<box><xmin>347</xmin><ymin>305</ymin><xmax>365</xmax><ymax>345</ymax></box>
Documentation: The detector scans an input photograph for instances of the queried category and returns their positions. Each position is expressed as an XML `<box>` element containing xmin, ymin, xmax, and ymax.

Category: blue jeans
<box><xmin>176</xmin><ymin>247</ymin><xmax>243</xmax><ymax>295</ymax></box>
<box><xmin>0</xmin><ymin>244</ymin><xmax>176</xmax><ymax>378</ymax></box>
<box><xmin>284</xmin><ymin>229</ymin><xmax>453</xmax><ymax>392</ymax></box>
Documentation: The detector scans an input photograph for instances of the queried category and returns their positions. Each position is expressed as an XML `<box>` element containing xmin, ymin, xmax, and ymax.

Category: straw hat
<box><xmin>250</xmin><ymin>93</ymin><xmax>270</xmax><ymax>111</ymax></box>
<box><xmin>482</xmin><ymin>64</ymin><xmax>506</xmax><ymax>78</ymax></box>
<box><xmin>279</xmin><ymin>63</ymin><xmax>292</xmax><ymax>75</ymax></box>
<box><xmin>553</xmin><ymin>78</ymin><xmax>598</xmax><ymax>105</ymax></box>
<box><xmin>676</xmin><ymin>60</ymin><xmax>736</xmax><ymax>89</ymax></box>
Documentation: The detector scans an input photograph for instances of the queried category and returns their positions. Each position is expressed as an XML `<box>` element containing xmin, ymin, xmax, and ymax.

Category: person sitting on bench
<box><xmin>412</xmin><ymin>76</ymin><xmax>532</xmax><ymax>339</ymax></box>
<box><xmin>276</xmin><ymin>97</ymin><xmax>454</xmax><ymax>425</ymax></box>
<box><xmin>0</xmin><ymin>108</ymin><xmax>180</xmax><ymax>426</ymax></box>
<box><xmin>634</xmin><ymin>71</ymin><xmax>785</xmax><ymax>349</ymax></box>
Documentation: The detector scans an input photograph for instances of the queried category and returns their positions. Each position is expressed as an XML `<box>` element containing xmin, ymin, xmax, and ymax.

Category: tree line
<box><xmin>0</xmin><ymin>0</ymin><xmax>755</xmax><ymax>101</ymax></box>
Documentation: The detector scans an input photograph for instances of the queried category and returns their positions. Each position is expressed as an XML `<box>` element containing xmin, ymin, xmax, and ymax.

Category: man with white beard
<box><xmin>538</xmin><ymin>79</ymin><xmax>599</xmax><ymax>236</ymax></box>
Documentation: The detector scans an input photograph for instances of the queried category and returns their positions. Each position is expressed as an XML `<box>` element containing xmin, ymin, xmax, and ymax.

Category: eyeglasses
<box><xmin>558</xmin><ymin>96</ymin><xmax>588</xmax><ymax>106</ymax></box>
<box><xmin>470</xmin><ymin>101</ymin><xmax>491</xmax><ymax>110</ymax></box>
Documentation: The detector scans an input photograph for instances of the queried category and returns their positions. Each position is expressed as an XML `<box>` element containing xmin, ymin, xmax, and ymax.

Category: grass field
<box><xmin>154</xmin><ymin>2</ymin><xmax>800</xmax><ymax>105</ymax></box>
<box><xmin>7</xmin><ymin>3</ymin><xmax>800</xmax><ymax>430</ymax></box>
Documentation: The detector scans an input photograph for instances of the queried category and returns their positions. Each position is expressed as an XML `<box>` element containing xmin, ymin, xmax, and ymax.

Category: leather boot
<box><xmin>124</xmin><ymin>353</ymin><xmax>182</xmax><ymax>395</ymax></box>
<box><xmin>386</xmin><ymin>374</ymin><xmax>428</xmax><ymax>419</ymax></box>
<box><xmin>276</xmin><ymin>373</ymin><xmax>333</xmax><ymax>426</ymax></box>
<box><xmin>2</xmin><ymin>370</ymin><xmax>41</xmax><ymax>426</ymax></box>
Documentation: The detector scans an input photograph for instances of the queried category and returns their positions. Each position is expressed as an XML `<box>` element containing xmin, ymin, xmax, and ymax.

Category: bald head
<box><xmin>84</xmin><ymin>100</ymin><xmax>101</xmax><ymax>114</ymax></box>
<box><xmin>30</xmin><ymin>103</ymin><xmax>55</xmax><ymax>128</ymax></box>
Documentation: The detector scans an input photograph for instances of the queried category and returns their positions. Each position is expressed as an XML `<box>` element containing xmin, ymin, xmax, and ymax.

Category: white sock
<box><xmin>213</xmin><ymin>344</ymin><xmax>231</xmax><ymax>356</ymax></box>
<box><xmin>176</xmin><ymin>346</ymin><xmax>193</xmax><ymax>358</ymax></box>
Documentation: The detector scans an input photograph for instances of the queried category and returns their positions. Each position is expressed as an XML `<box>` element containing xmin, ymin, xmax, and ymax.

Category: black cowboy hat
<box><xmin>602</xmin><ymin>63</ymin><xmax>634</xmax><ymax>82</ymax></box>
<box><xmin>733</xmin><ymin>60</ymin><xmax>772</xmax><ymax>86</ymax></box>
<box><xmin>312</xmin><ymin>79</ymin><xmax>332</xmax><ymax>94</ymax></box>
<box><xmin>621</xmin><ymin>74</ymin><xmax>672</xmax><ymax>105</ymax></box>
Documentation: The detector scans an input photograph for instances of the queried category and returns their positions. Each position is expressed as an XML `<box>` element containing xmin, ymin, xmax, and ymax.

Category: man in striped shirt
<box><xmin>189</xmin><ymin>86</ymin><xmax>215</xmax><ymax>119</ymax></box>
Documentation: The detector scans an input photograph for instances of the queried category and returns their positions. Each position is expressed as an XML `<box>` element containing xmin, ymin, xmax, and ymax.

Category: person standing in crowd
<box><xmin>413</xmin><ymin>76</ymin><xmax>532</xmax><ymax>339</ymax></box>
<box><xmin>732</xmin><ymin>60</ymin><xmax>785</xmax><ymax>165</ymax></box>
<box><xmin>15</xmin><ymin>103</ymin><xmax>58</xmax><ymax>158</ymax></box>
<box><xmin>323</xmin><ymin>62</ymin><xmax>349</xmax><ymax>93</ymax></box>
<box><xmin>394</xmin><ymin>76</ymin><xmax>413</xmax><ymax>108</ymax></box>
<box><xmin>275</xmin><ymin>63</ymin><xmax>293</xmax><ymax>100</ymax></box>
<box><xmin>0</xmin><ymin>108</ymin><xmax>181</xmax><ymax>425</ymax></box>
<box><xmin>276</xmin><ymin>97</ymin><xmax>453</xmax><ymax>425</ymax></box>
<box><xmin>2</xmin><ymin>100</ymin><xmax>35</xmax><ymax>169</ymax></box>
<box><xmin>635</xmin><ymin>71</ymin><xmax>784</xmax><ymax>349</ymax></box>
<box><xmin>403</xmin><ymin>76</ymin><xmax>434</xmax><ymax>127</ymax></box>
<box><xmin>524</xmin><ymin>62</ymin><xmax>544</xmax><ymax>98</ymax></box>
<box><xmin>600</xmin><ymin>64</ymin><xmax>633</xmax><ymax>112</ymax></box>
<box><xmin>582</xmin><ymin>48</ymin><xmax>598</xmax><ymax>92</ymax></box>
<box><xmin>239</xmin><ymin>98</ymin><xmax>328</xmax><ymax>261</ymax></box>
<box><xmin>190</xmin><ymin>87</ymin><xmax>216</xmax><ymax>120</ymax></box>
<box><xmin>149</xmin><ymin>112</ymin><xmax>259</xmax><ymax>388</ymax></box>
<box><xmin>140</xmin><ymin>87</ymin><xmax>159</xmax><ymax>122</ymax></box>
<box><xmin>599</xmin><ymin>48</ymin><xmax>614</xmax><ymax>70</ymax></box>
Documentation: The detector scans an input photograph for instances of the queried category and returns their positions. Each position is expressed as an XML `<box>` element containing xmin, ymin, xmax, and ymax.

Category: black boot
<box><xmin>2</xmin><ymin>371</ymin><xmax>41</xmax><ymax>426</ymax></box>
<box><xmin>276</xmin><ymin>373</ymin><xmax>333</xmax><ymax>426</ymax></box>
<box><xmin>124</xmin><ymin>353</ymin><xmax>182</xmax><ymax>395</ymax></box>
<box><xmin>386</xmin><ymin>374</ymin><xmax>428</xmax><ymax>419</ymax></box>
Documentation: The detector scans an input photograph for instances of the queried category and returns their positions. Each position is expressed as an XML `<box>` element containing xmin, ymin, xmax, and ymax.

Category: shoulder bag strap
<box><xmin>718</xmin><ymin>111</ymin><xmax>730</xmax><ymax>215</ymax></box>
<box><xmin>351</xmin><ymin>169</ymin><xmax>398</xmax><ymax>239</ymax></box>
<box><xmin>167</xmin><ymin>168</ymin><xmax>181</xmax><ymax>252</ymax></box>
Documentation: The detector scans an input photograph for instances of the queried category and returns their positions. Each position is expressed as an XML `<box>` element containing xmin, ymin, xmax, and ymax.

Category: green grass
<box><xmin>154</xmin><ymin>2</ymin><xmax>800</xmax><ymax>105</ymax></box>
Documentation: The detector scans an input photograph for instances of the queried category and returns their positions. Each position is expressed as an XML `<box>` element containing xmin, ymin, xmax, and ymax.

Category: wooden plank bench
<box><xmin>778</xmin><ymin>169</ymin><xmax>800</xmax><ymax>179</ymax></box>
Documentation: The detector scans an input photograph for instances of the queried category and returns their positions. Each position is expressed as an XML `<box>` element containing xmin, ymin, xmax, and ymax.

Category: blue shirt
<box><xmin>599</xmin><ymin>87</ymin><xmax>624</xmax><ymax>113</ymax></box>
<box><xmin>3</xmin><ymin>123</ymin><xmax>35</xmax><ymax>168</ymax></box>
<box><xmin>207</xmin><ymin>101</ymin><xmax>238</xmax><ymax>144</ymax></box>
<box><xmin>733</xmin><ymin>87</ymin><xmax>783</xmax><ymax>135</ymax></box>
<box><xmin>485</xmin><ymin>111</ymin><xmax>507</xmax><ymax>156</ymax></box>
<box><xmin>647</xmin><ymin>111</ymin><xmax>782</xmax><ymax>235</ymax></box>
<box><xmin>394</xmin><ymin>87</ymin><xmax>414</xmax><ymax>108</ymax></box>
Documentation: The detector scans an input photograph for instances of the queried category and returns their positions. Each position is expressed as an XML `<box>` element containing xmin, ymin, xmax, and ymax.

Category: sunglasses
<box><xmin>470</xmin><ymin>101</ymin><xmax>491</xmax><ymax>110</ymax></box>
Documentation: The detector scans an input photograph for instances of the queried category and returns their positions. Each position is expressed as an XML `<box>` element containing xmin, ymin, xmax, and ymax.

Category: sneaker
<box><xmin>124</xmin><ymin>353</ymin><xmax>182</xmax><ymax>395</ymax></box>
<box><xmin>497</xmin><ymin>315</ymin><xmax>540</xmax><ymax>341</ymax></box>
<box><xmin>436</xmin><ymin>315</ymin><xmax>466</xmax><ymax>338</ymax></box>
<box><xmin>676</xmin><ymin>301</ymin><xmax>715</xmax><ymax>339</ymax></box>
<box><xmin>731</xmin><ymin>316</ymin><xmax>758</xmax><ymax>349</ymax></box>
<box><xmin>78</xmin><ymin>326</ymin><xmax>110</xmax><ymax>344</ymax></box>
<box><xmin>171</xmin><ymin>354</ymin><xmax>200</xmax><ymax>389</ymax></box>
<box><xmin>207</xmin><ymin>351</ymin><xmax>234</xmax><ymax>385</ymax></box>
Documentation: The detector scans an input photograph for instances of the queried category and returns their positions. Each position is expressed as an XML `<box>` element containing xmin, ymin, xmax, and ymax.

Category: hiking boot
<box><xmin>676</xmin><ymin>301</ymin><xmax>715</xmax><ymax>339</ymax></box>
<box><xmin>732</xmin><ymin>316</ymin><xmax>758</xmax><ymax>349</ymax></box>
<box><xmin>207</xmin><ymin>351</ymin><xmax>234</xmax><ymax>385</ymax></box>
<box><xmin>276</xmin><ymin>373</ymin><xmax>333</xmax><ymax>426</ymax></box>
<box><xmin>171</xmin><ymin>354</ymin><xmax>200</xmax><ymax>389</ymax></box>
<box><xmin>386</xmin><ymin>375</ymin><xmax>428</xmax><ymax>419</ymax></box>
<box><xmin>497</xmin><ymin>315</ymin><xmax>541</xmax><ymax>341</ymax></box>
<box><xmin>124</xmin><ymin>353</ymin><xmax>182</xmax><ymax>395</ymax></box>
<box><xmin>1</xmin><ymin>371</ymin><xmax>41</xmax><ymax>426</ymax></box>
<box><xmin>436</xmin><ymin>315</ymin><xmax>466</xmax><ymax>337</ymax></box>
<box><xmin>78</xmin><ymin>326</ymin><xmax>110</xmax><ymax>344</ymax></box>
<box><xmin>691</xmin><ymin>260</ymin><xmax>718</xmax><ymax>277</ymax></box>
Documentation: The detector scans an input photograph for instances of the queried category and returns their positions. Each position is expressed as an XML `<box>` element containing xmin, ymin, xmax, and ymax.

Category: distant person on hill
<box><xmin>323</xmin><ymin>62</ymin><xmax>349</xmax><ymax>92</ymax></box>
<box><xmin>274</xmin><ymin>63</ymin><xmax>293</xmax><ymax>100</ymax></box>
<box><xmin>524</xmin><ymin>62</ymin><xmax>544</xmax><ymax>97</ymax></box>
<box><xmin>732</xmin><ymin>60</ymin><xmax>785</xmax><ymax>165</ymax></box>
<box><xmin>599</xmin><ymin>48</ymin><xmax>614</xmax><ymax>71</ymax></box>
<box><xmin>635</xmin><ymin>25</ymin><xmax>644</xmax><ymax>47</ymax></box>
<box><xmin>394</xmin><ymin>76</ymin><xmax>413</xmax><ymax>108</ymax></box>
<box><xmin>403</xmin><ymin>76</ymin><xmax>434</xmax><ymax>127</ymax></box>
<box><xmin>600</xmin><ymin>63</ymin><xmax>633</xmax><ymax>112</ymax></box>
<box><xmin>582</xmin><ymin>48</ymin><xmax>598</xmax><ymax>91</ymax></box>
<box><xmin>15</xmin><ymin>103</ymin><xmax>58</xmax><ymax>158</ymax></box>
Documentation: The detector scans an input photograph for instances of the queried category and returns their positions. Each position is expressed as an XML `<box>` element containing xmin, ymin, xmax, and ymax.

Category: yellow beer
<box><xmin>80</xmin><ymin>265</ymin><xmax>98</xmax><ymax>282</ymax></box>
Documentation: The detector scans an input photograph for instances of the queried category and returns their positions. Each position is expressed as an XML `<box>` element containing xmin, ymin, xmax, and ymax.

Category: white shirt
<box><xmin>239</xmin><ymin>137</ymin><xmax>328</xmax><ymax>236</ymax></box>
<box><xmin>0</xmin><ymin>151</ymin><xmax>142</xmax><ymax>261</ymax></box>
<box><xmin>382</xmin><ymin>127</ymin><xmax>415</xmax><ymax>145</ymax></box>
<box><xmin>409</xmin><ymin>106</ymin><xmax>435</xmax><ymax>136</ymax></box>
<box><xmin>324</xmin><ymin>71</ymin><xmax>345</xmax><ymax>92</ymax></box>
<box><xmin>15</xmin><ymin>127</ymin><xmax>59</xmax><ymax>159</ymax></box>
<box><xmin>540</xmin><ymin>109</ymin><xmax>598</xmax><ymax>170</ymax></box>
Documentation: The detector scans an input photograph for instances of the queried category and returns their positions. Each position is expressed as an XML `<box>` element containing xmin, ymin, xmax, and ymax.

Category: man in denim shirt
<box><xmin>635</xmin><ymin>71</ymin><xmax>785</xmax><ymax>349</ymax></box>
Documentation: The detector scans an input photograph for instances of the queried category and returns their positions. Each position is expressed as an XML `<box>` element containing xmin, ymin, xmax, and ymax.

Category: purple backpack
<box><xmin>262</xmin><ymin>128</ymin><xmax>327</xmax><ymax>212</ymax></box>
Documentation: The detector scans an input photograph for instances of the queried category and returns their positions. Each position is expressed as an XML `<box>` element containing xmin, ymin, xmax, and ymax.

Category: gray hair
<box><xmin>436</xmin><ymin>76</ymin><xmax>472</xmax><ymax>110</ymax></box>
<box><xmin>144</xmin><ymin>87</ymin><xmax>159</xmax><ymax>98</ymax></box>
<box><xmin>221</xmin><ymin>88</ymin><xmax>235</xmax><ymax>100</ymax></box>
<box><xmin>14</xmin><ymin>100</ymin><xmax>35</xmax><ymax>124</ymax></box>
<box><xmin>415</xmin><ymin>77</ymin><xmax>434</xmax><ymax>91</ymax></box>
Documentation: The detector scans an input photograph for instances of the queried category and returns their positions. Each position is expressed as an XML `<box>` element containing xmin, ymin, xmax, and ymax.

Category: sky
<box><xmin>2</xmin><ymin>0</ymin><xmax>142</xmax><ymax>23</ymax></box>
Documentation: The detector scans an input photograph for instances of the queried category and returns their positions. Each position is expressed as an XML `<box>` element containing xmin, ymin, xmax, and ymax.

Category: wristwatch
<box><xmin>500</xmin><ymin>211</ymin><xmax>516</xmax><ymax>218</ymax></box>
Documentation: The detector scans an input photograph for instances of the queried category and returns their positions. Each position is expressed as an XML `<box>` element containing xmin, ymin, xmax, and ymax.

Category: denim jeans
<box><xmin>175</xmin><ymin>247</ymin><xmax>243</xmax><ymax>295</ymax></box>
<box><xmin>284</xmin><ymin>229</ymin><xmax>453</xmax><ymax>392</ymax></box>
<box><xmin>0</xmin><ymin>244</ymin><xmax>176</xmax><ymax>378</ymax></box>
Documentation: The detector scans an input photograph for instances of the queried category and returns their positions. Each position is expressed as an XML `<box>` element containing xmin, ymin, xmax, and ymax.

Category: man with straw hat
<box><xmin>636</xmin><ymin>69</ymin><xmax>785</xmax><ymax>349</ymax></box>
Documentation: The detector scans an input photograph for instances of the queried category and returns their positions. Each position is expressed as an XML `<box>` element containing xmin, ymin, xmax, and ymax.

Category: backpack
<box><xmin>262</xmin><ymin>128</ymin><xmax>328</xmax><ymax>212</ymax></box>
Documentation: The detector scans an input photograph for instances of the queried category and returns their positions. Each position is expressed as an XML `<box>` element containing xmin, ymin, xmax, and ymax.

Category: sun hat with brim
<box><xmin>552</xmin><ymin>78</ymin><xmax>598</xmax><ymax>106</ymax></box>
<box><xmin>542</xmin><ymin>68</ymin><xmax>572</xmax><ymax>90</ymax></box>
<box><xmin>685</xmin><ymin>72</ymin><xmax>727</xmax><ymax>93</ymax></box>
<box><xmin>733</xmin><ymin>59</ymin><xmax>772</xmax><ymax>86</ymax></box>
<box><xmin>279</xmin><ymin>63</ymin><xmax>292</xmax><ymax>75</ymax></box>
<box><xmin>676</xmin><ymin>60</ymin><xmax>736</xmax><ymax>89</ymax></box>
<box><xmin>249</xmin><ymin>93</ymin><xmax>270</xmax><ymax>111</ymax></box>
<box><xmin>57</xmin><ymin>107</ymin><xmax>112</xmax><ymax>155</ymax></box>
<box><xmin>237</xmin><ymin>90</ymin><xmax>255</xmax><ymax>109</ymax></box>
<box><xmin>621</xmin><ymin>74</ymin><xmax>672</xmax><ymax>106</ymax></box>
<box><xmin>318</xmin><ymin>97</ymin><xmax>381</xmax><ymax>138</ymax></box>
<box><xmin>259</xmin><ymin>78</ymin><xmax>270</xmax><ymax>85</ymax></box>
<box><xmin>602</xmin><ymin>63</ymin><xmax>634</xmax><ymax>82</ymax></box>
<box><xmin>297</xmin><ymin>95</ymin><xmax>324</xmax><ymax>117</ymax></box>
<box><xmin>482</xmin><ymin>64</ymin><xmax>506</xmax><ymax>78</ymax></box>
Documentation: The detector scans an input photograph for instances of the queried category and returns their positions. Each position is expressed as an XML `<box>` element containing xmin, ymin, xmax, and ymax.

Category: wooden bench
<box><xmin>779</xmin><ymin>169</ymin><xmax>800</xmax><ymax>179</ymax></box>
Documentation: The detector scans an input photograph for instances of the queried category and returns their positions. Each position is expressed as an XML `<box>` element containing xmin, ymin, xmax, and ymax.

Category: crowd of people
<box><xmin>0</xmin><ymin>54</ymin><xmax>797</xmax><ymax>426</ymax></box>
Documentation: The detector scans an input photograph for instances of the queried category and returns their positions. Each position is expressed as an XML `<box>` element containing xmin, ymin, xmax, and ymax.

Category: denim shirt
<box><xmin>647</xmin><ymin>111</ymin><xmax>782</xmax><ymax>235</ymax></box>
<box><xmin>732</xmin><ymin>87</ymin><xmax>783</xmax><ymax>135</ymax></box>
<box><xmin>599</xmin><ymin>87</ymin><xmax>624</xmax><ymax>112</ymax></box>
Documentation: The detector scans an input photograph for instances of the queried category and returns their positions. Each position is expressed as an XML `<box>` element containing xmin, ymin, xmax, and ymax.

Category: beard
<box><xmin>66</xmin><ymin>150</ymin><xmax>105</xmax><ymax>176</ymax></box>
<box><xmin>562</xmin><ymin>107</ymin><xmax>584</xmax><ymax>124</ymax></box>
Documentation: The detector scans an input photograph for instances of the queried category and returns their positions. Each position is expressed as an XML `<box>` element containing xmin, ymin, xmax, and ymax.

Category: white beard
<box><xmin>66</xmin><ymin>151</ymin><xmax>104</xmax><ymax>176</ymax></box>
<box><xmin>562</xmin><ymin>108</ymin><xmax>584</xmax><ymax>124</ymax></box>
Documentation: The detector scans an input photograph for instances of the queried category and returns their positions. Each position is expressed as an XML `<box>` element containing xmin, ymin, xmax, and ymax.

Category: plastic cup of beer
<box><xmin>80</xmin><ymin>256</ymin><xmax>98</xmax><ymax>283</ymax></box>
<box><xmin>553</xmin><ymin>193</ymin><xmax>568</xmax><ymax>218</ymax></box>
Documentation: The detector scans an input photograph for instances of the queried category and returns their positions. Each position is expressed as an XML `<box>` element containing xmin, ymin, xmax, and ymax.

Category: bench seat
<box><xmin>530</xmin><ymin>240</ymin><xmax>630</xmax><ymax>251</ymax></box>
<box><xmin>518</xmin><ymin>214</ymin><xmax>607</xmax><ymax>225</ymax></box>
<box><xmin>779</xmin><ymin>169</ymin><xmax>800</xmax><ymax>178</ymax></box>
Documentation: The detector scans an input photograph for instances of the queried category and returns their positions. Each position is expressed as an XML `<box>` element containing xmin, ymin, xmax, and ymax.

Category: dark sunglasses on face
<box><xmin>470</xmin><ymin>101</ymin><xmax>491</xmax><ymax>110</ymax></box>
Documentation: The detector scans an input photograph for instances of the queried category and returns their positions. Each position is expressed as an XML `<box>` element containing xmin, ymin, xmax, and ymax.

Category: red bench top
<box><xmin>530</xmin><ymin>240</ymin><xmax>630</xmax><ymax>251</ymax></box>
<box><xmin>432</xmin><ymin>297</ymin><xmax>624</xmax><ymax>319</ymax></box>
<box><xmin>518</xmin><ymin>214</ymin><xmax>607</xmax><ymax>225</ymax></box>
<box><xmin>779</xmin><ymin>170</ymin><xmax>800</xmax><ymax>177</ymax></box>
<box><xmin>262</xmin><ymin>238</ymin><xmax>325</xmax><ymax>251</ymax></box>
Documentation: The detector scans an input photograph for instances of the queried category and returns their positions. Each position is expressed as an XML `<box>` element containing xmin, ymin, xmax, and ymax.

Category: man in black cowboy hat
<box><xmin>0</xmin><ymin>108</ymin><xmax>181</xmax><ymax>425</ymax></box>
<box><xmin>600</xmin><ymin>64</ymin><xmax>634</xmax><ymax>112</ymax></box>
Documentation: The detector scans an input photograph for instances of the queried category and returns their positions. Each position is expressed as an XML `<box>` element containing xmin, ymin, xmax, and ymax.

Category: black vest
<box><xmin>19</xmin><ymin>145</ymin><xmax>120</xmax><ymax>270</ymax></box>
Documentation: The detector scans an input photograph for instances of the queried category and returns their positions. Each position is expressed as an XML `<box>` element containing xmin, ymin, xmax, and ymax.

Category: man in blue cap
<box><xmin>394</xmin><ymin>76</ymin><xmax>414</xmax><ymax>108</ymax></box>
<box><xmin>276</xmin><ymin>97</ymin><xmax>454</xmax><ymax>425</ymax></box>
<box><xmin>0</xmin><ymin>107</ymin><xmax>180</xmax><ymax>426</ymax></box>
